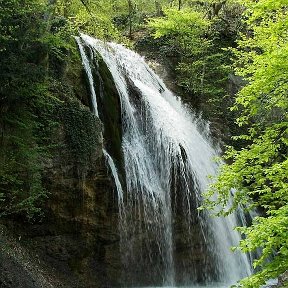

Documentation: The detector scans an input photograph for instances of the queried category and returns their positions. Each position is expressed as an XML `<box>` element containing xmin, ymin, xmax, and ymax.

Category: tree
<box><xmin>127</xmin><ymin>0</ymin><xmax>134</xmax><ymax>38</ymax></box>
<box><xmin>203</xmin><ymin>0</ymin><xmax>288</xmax><ymax>286</ymax></box>
<box><xmin>52</xmin><ymin>0</ymin><xmax>120</xmax><ymax>40</ymax></box>
<box><xmin>0</xmin><ymin>0</ymin><xmax>71</xmax><ymax>220</ymax></box>
<box><xmin>147</xmin><ymin>5</ymin><xmax>240</xmax><ymax>126</ymax></box>
<box><xmin>111</xmin><ymin>0</ymin><xmax>170</xmax><ymax>38</ymax></box>
<box><xmin>0</xmin><ymin>0</ymin><xmax>51</xmax><ymax>219</ymax></box>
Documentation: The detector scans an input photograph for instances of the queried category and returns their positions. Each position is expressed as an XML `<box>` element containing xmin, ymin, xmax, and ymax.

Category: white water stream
<box><xmin>77</xmin><ymin>34</ymin><xmax>252</xmax><ymax>287</ymax></box>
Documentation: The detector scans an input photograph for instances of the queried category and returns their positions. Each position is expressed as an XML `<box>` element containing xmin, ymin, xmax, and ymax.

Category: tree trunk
<box><xmin>155</xmin><ymin>1</ymin><xmax>163</xmax><ymax>16</ymax></box>
<box><xmin>201</xmin><ymin>63</ymin><xmax>206</xmax><ymax>97</ymax></box>
<box><xmin>127</xmin><ymin>0</ymin><xmax>133</xmax><ymax>39</ymax></box>
<box><xmin>178</xmin><ymin>0</ymin><xmax>182</xmax><ymax>10</ymax></box>
<box><xmin>44</xmin><ymin>0</ymin><xmax>56</xmax><ymax>21</ymax></box>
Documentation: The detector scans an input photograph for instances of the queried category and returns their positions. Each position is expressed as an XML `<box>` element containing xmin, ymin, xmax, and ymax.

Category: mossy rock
<box><xmin>56</xmin><ymin>99</ymin><xmax>103</xmax><ymax>168</ymax></box>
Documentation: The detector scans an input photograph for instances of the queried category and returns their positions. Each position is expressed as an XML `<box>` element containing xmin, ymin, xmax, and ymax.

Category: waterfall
<box><xmin>77</xmin><ymin>34</ymin><xmax>252</xmax><ymax>287</ymax></box>
<box><xmin>102</xmin><ymin>148</ymin><xmax>124</xmax><ymax>206</ymax></box>
<box><xmin>76</xmin><ymin>37</ymin><xmax>99</xmax><ymax>117</ymax></box>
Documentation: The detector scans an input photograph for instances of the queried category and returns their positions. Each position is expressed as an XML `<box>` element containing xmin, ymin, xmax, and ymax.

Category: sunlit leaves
<box><xmin>53</xmin><ymin>0</ymin><xmax>122</xmax><ymax>40</ymax></box>
<box><xmin>203</xmin><ymin>0</ymin><xmax>288</xmax><ymax>286</ymax></box>
<box><xmin>148</xmin><ymin>8</ymin><xmax>209</xmax><ymax>39</ymax></box>
<box><xmin>236</xmin><ymin>206</ymin><xmax>288</xmax><ymax>287</ymax></box>
<box><xmin>147</xmin><ymin>5</ymin><xmax>236</xmax><ymax>123</ymax></box>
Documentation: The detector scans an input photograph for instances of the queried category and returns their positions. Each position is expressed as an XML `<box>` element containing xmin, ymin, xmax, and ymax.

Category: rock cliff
<box><xmin>0</xmin><ymin>40</ymin><xmax>122</xmax><ymax>288</ymax></box>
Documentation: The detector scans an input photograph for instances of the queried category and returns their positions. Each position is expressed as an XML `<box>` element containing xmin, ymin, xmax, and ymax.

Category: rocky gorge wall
<box><xmin>0</xmin><ymin>40</ymin><xmax>123</xmax><ymax>288</ymax></box>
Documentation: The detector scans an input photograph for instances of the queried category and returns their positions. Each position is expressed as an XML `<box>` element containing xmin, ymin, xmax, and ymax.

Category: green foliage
<box><xmin>203</xmin><ymin>0</ymin><xmax>288</xmax><ymax>286</ymax></box>
<box><xmin>112</xmin><ymin>0</ymin><xmax>168</xmax><ymax>37</ymax></box>
<box><xmin>56</xmin><ymin>0</ymin><xmax>121</xmax><ymax>40</ymax></box>
<box><xmin>147</xmin><ymin>4</ymin><xmax>240</xmax><ymax>126</ymax></box>
<box><xmin>235</xmin><ymin>206</ymin><xmax>288</xmax><ymax>287</ymax></box>
<box><xmin>148</xmin><ymin>7</ymin><xmax>212</xmax><ymax>92</ymax></box>
<box><xmin>0</xmin><ymin>0</ymin><xmax>69</xmax><ymax>220</ymax></box>
<box><xmin>58</xmin><ymin>100</ymin><xmax>101</xmax><ymax>165</ymax></box>
<box><xmin>149</xmin><ymin>8</ymin><xmax>209</xmax><ymax>40</ymax></box>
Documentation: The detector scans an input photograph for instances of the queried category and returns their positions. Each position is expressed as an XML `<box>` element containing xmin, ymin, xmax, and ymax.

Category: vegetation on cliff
<box><xmin>147</xmin><ymin>2</ymin><xmax>243</xmax><ymax>136</ymax></box>
<box><xmin>0</xmin><ymin>0</ymin><xmax>287</xmax><ymax>287</ymax></box>
<box><xmin>0</xmin><ymin>0</ymin><xmax>104</xmax><ymax>219</ymax></box>
<box><xmin>202</xmin><ymin>0</ymin><xmax>288</xmax><ymax>286</ymax></box>
<box><xmin>0</xmin><ymin>0</ymin><xmax>61</xmax><ymax>219</ymax></box>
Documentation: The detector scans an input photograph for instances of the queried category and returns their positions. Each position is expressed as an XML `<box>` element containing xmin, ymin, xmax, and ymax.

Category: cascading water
<box><xmin>76</xmin><ymin>37</ymin><xmax>99</xmax><ymax>117</ymax></box>
<box><xmin>77</xmin><ymin>34</ymin><xmax>252</xmax><ymax>287</ymax></box>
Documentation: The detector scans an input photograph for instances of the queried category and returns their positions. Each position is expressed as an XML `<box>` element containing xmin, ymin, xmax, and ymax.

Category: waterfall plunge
<box><xmin>77</xmin><ymin>34</ymin><xmax>252</xmax><ymax>287</ymax></box>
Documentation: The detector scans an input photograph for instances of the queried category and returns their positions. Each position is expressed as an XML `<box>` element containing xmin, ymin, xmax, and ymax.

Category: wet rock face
<box><xmin>0</xmin><ymin>43</ymin><xmax>123</xmax><ymax>288</ymax></box>
<box><xmin>25</xmin><ymin>59</ymin><xmax>123</xmax><ymax>286</ymax></box>
<box><xmin>0</xmin><ymin>118</ymin><xmax>121</xmax><ymax>288</ymax></box>
<box><xmin>40</xmin><ymin>151</ymin><xmax>121</xmax><ymax>287</ymax></box>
